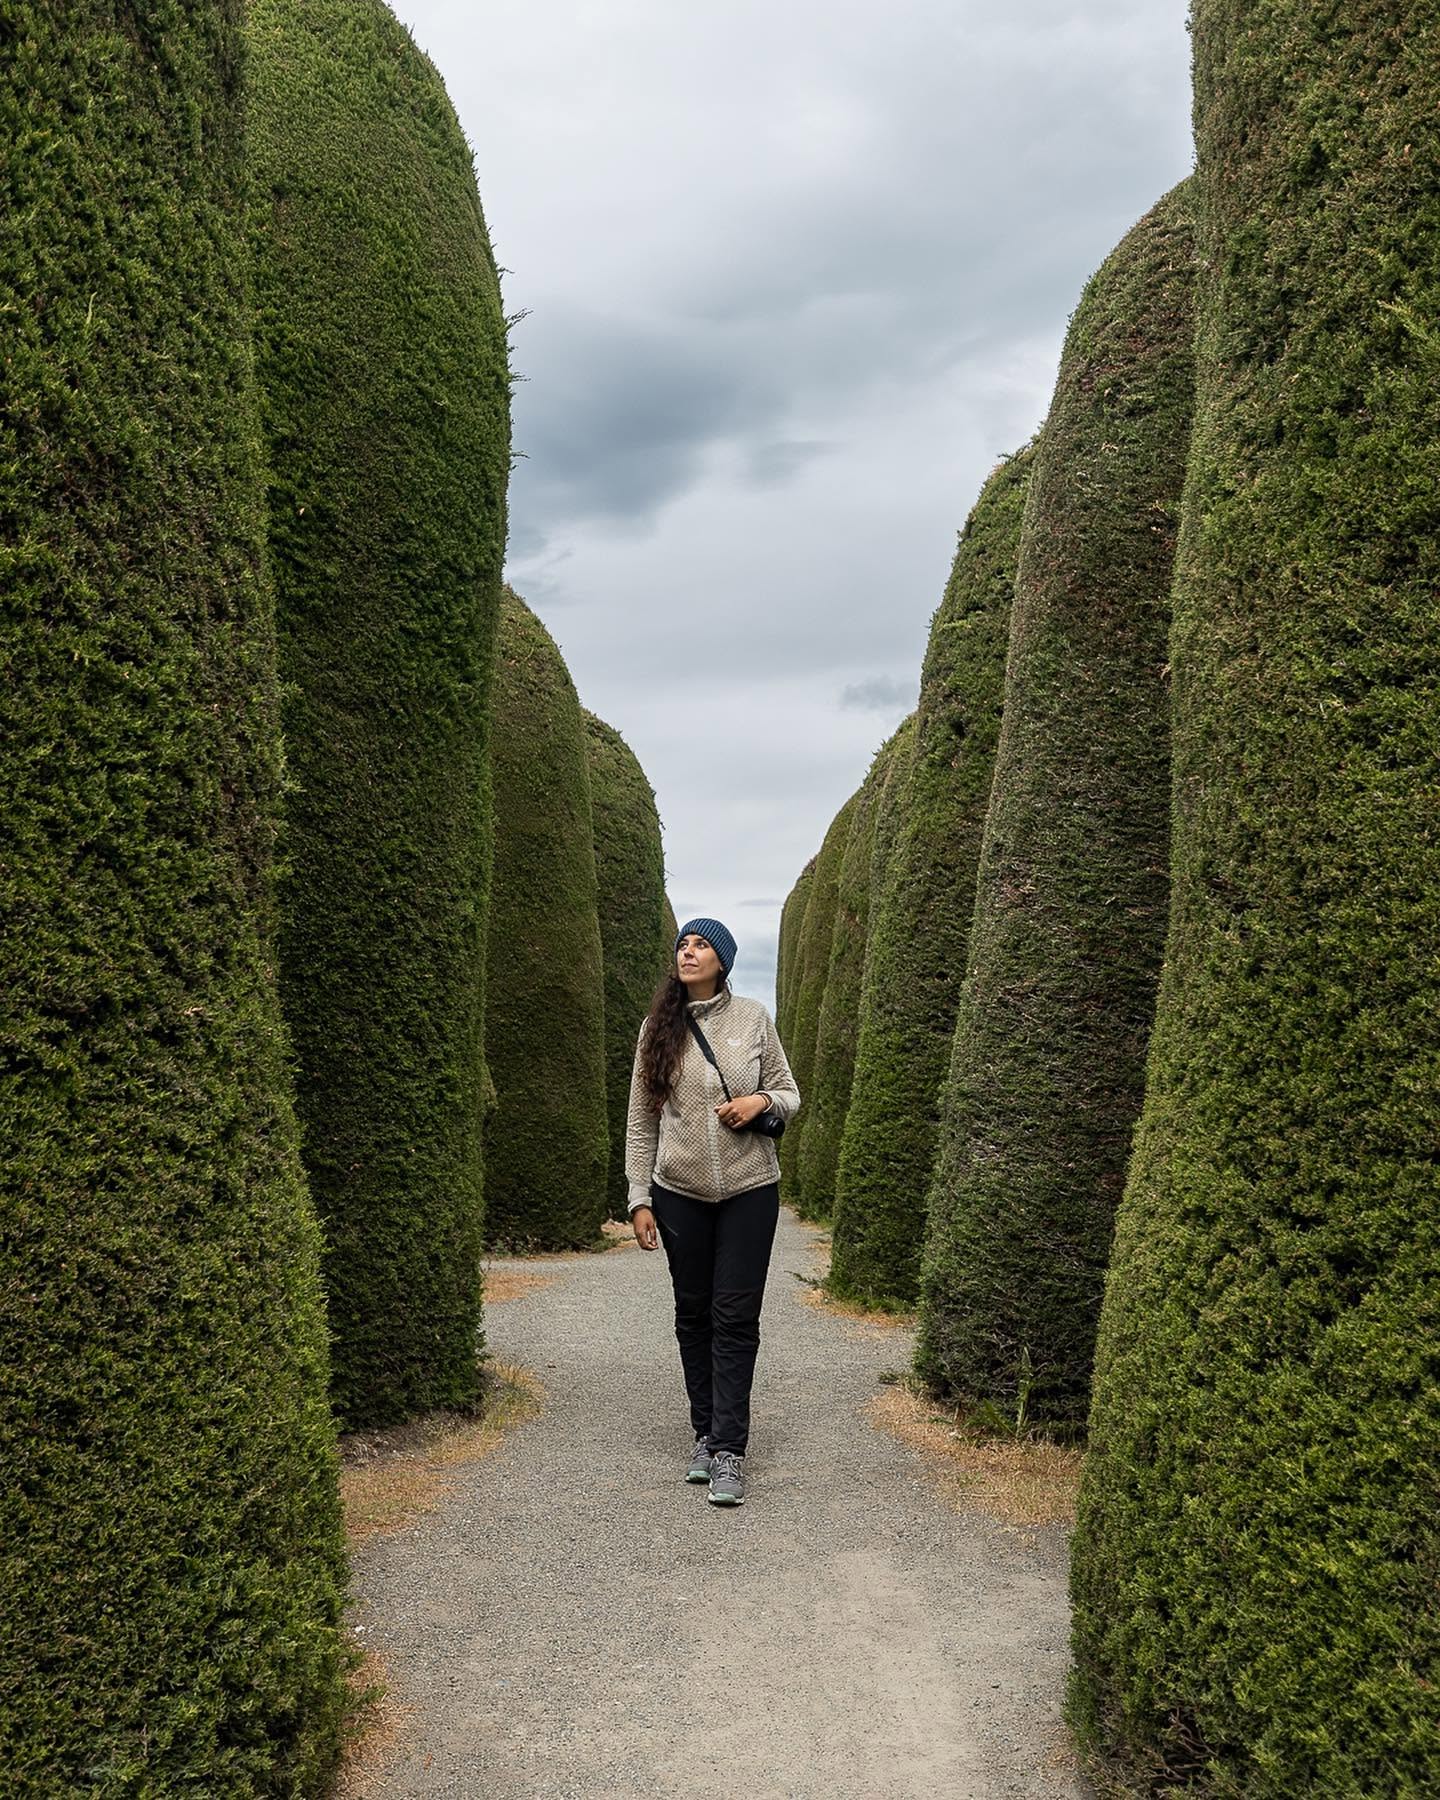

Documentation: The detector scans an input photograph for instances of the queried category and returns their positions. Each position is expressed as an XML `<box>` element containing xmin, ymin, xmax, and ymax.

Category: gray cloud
<box><xmin>401</xmin><ymin>0</ymin><xmax>1194</xmax><ymax>1011</ymax></box>
<box><xmin>508</xmin><ymin>309</ymin><xmax>770</xmax><ymax>536</ymax></box>
<box><xmin>840</xmin><ymin>675</ymin><xmax>916</xmax><ymax>713</ymax></box>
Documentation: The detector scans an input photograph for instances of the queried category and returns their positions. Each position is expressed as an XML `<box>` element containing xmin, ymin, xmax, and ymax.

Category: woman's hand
<box><xmin>715</xmin><ymin>1094</ymin><xmax>770</xmax><ymax>1130</ymax></box>
<box><xmin>631</xmin><ymin>1205</ymin><xmax>659</xmax><ymax>1251</ymax></box>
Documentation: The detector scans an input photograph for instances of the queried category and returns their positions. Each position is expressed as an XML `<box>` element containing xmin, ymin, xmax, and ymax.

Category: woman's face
<box><xmin>676</xmin><ymin>934</ymin><xmax>723</xmax><ymax>993</ymax></box>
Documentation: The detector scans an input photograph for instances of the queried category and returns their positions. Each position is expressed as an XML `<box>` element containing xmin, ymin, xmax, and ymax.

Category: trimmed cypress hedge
<box><xmin>1</xmin><ymin>4</ymin><xmax>346</xmax><ymax>1785</ymax></box>
<box><xmin>485</xmin><ymin>592</ymin><xmax>609</xmax><ymax>1249</ymax></box>
<box><xmin>584</xmin><ymin>710</ymin><xmax>670</xmax><ymax>1220</ymax></box>
<box><xmin>661</xmin><ymin>893</ymin><xmax>679</xmax><ymax>952</ymax></box>
<box><xmin>829</xmin><ymin>450</ymin><xmax>1032</xmax><ymax>1305</ymax></box>
<box><xmin>778</xmin><ymin>797</ymin><xmax>856</xmax><ymax>1215</ymax></box>
<box><xmin>916</xmin><ymin>187</ymin><xmax>1196</xmax><ymax>1432</ymax></box>
<box><xmin>1070</xmin><ymin>9</ymin><xmax>1440</xmax><ymax>1791</ymax></box>
<box><xmin>249</xmin><ymin>0</ymin><xmax>510</xmax><ymax>1427</ymax></box>
<box><xmin>798</xmin><ymin>722</ymin><xmax>911</xmax><ymax>1219</ymax></box>
<box><xmin>775</xmin><ymin>857</ymin><xmax>816</xmax><ymax>1048</ymax></box>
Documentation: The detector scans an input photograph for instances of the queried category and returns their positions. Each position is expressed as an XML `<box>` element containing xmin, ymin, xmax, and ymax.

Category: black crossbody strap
<box><xmin>684</xmin><ymin>1014</ymin><xmax>733</xmax><ymax>1102</ymax></box>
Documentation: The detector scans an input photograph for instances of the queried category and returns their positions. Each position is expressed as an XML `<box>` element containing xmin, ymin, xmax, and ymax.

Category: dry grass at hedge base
<box><xmin>339</xmin><ymin>1363</ymin><xmax>543</xmax><ymax>1544</ymax></box>
<box><xmin>870</xmin><ymin>1385</ymin><xmax>1083</xmax><ymax>1530</ymax></box>
<box><xmin>481</xmin><ymin>1220</ymin><xmax>635</xmax><ymax>1275</ymax></box>
<box><xmin>792</xmin><ymin>1222</ymin><xmax>915</xmax><ymax>1335</ymax></box>
<box><xmin>796</xmin><ymin>1274</ymin><xmax>916</xmax><ymax>1339</ymax></box>
<box><xmin>332</xmin><ymin>1647</ymin><xmax>412</xmax><ymax>1800</ymax></box>
<box><xmin>482</xmin><ymin>1267</ymin><xmax>559</xmax><ymax>1304</ymax></box>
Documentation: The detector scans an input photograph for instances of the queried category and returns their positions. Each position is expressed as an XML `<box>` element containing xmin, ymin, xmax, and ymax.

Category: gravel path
<box><xmin>352</xmin><ymin>1208</ymin><xmax>1088</xmax><ymax>1799</ymax></box>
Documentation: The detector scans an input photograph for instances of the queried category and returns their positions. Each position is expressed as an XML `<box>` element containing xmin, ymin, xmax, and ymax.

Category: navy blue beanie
<box><xmin>676</xmin><ymin>917</ymin><xmax>737</xmax><ymax>979</ymax></box>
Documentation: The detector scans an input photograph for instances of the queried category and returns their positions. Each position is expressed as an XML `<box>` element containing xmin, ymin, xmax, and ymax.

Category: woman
<box><xmin>626</xmin><ymin>917</ymin><xmax>800</xmax><ymax>1506</ymax></box>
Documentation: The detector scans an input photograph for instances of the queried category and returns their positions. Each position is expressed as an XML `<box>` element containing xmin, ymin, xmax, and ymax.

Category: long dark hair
<box><xmin>639</xmin><ymin>973</ymin><xmax>691</xmax><ymax>1112</ymax></box>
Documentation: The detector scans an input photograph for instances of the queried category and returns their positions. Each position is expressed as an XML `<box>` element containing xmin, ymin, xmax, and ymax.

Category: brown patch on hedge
<box><xmin>339</xmin><ymin>1363</ymin><xmax>543</xmax><ymax>1543</ymax></box>
<box><xmin>868</xmin><ymin>1386</ymin><xmax>1083</xmax><ymax>1529</ymax></box>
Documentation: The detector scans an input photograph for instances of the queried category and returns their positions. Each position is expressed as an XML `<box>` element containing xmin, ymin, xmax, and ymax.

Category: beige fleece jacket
<box><xmin>625</xmin><ymin>987</ymin><xmax>801</xmax><ymax>1212</ymax></box>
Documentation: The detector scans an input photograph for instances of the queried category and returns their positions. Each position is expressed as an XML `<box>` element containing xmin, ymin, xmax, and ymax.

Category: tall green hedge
<box><xmin>0</xmin><ymin>4</ymin><xmax>346</xmax><ymax>1785</ymax></box>
<box><xmin>916</xmin><ymin>188</ymin><xmax>1196</xmax><ymax>1432</ymax></box>
<box><xmin>485</xmin><ymin>592</ymin><xmax>609</xmax><ymax>1248</ymax></box>
<box><xmin>778</xmin><ymin>797</ymin><xmax>856</xmax><ymax>1215</ymax></box>
<box><xmin>829</xmin><ymin>450</ymin><xmax>1032</xmax><ymax>1305</ymax></box>
<box><xmin>249</xmin><ymin>0</ymin><xmax>510</xmax><ymax>1427</ymax></box>
<box><xmin>776</xmin><ymin>857</ymin><xmax>816</xmax><ymax>1048</ymax></box>
<box><xmin>798</xmin><ymin>722</ymin><xmax>910</xmax><ymax>1219</ymax></box>
<box><xmin>1070</xmin><ymin>9</ymin><xmax>1440</xmax><ymax>1791</ymax></box>
<box><xmin>584</xmin><ymin>710</ymin><xmax>669</xmax><ymax>1220</ymax></box>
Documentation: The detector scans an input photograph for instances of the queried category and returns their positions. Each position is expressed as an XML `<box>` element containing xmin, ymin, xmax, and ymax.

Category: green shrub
<box><xmin>798</xmin><ymin>722</ymin><xmax>911</xmax><ymax>1219</ymax></box>
<box><xmin>775</xmin><ymin>858</ymin><xmax>816</xmax><ymax>1048</ymax></box>
<box><xmin>584</xmin><ymin>711</ymin><xmax>669</xmax><ymax>1220</ymax></box>
<box><xmin>1070</xmin><ymin>9</ymin><xmax>1440</xmax><ymax>1791</ymax></box>
<box><xmin>0</xmin><ymin>4</ymin><xmax>346</xmax><ymax>1785</ymax></box>
<box><xmin>916</xmin><ymin>188</ymin><xmax>1196</xmax><ymax>1432</ymax></box>
<box><xmin>248</xmin><ymin>0</ymin><xmax>510</xmax><ymax>1427</ymax></box>
<box><xmin>778</xmin><ymin>797</ymin><xmax>856</xmax><ymax>1214</ymax></box>
<box><xmin>485</xmin><ymin>593</ymin><xmax>609</xmax><ymax>1248</ymax></box>
<box><xmin>829</xmin><ymin>450</ymin><xmax>1031</xmax><ymax>1305</ymax></box>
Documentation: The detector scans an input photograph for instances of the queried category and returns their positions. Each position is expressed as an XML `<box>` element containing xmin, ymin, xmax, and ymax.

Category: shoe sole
<box><xmin>685</xmin><ymin>1470</ymin><xmax>711</xmax><ymax>1484</ymax></box>
<box><xmin>707</xmin><ymin>1491</ymin><xmax>744</xmax><ymax>1506</ymax></box>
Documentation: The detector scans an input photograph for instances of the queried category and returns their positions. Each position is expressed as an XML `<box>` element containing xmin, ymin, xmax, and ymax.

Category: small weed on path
<box><xmin>339</xmin><ymin>1361</ymin><xmax>544</xmax><ymax>1544</ymax></box>
<box><xmin>870</xmin><ymin>1383</ymin><xmax>1083</xmax><ymax>1531</ymax></box>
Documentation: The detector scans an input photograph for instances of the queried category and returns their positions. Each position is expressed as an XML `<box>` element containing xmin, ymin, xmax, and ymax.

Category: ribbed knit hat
<box><xmin>675</xmin><ymin>917</ymin><xmax>737</xmax><ymax>979</ymax></box>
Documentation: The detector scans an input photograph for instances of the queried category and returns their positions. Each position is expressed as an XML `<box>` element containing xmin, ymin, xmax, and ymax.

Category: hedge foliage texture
<box><xmin>1</xmin><ymin>4</ymin><xmax>347</xmax><ymax>1785</ymax></box>
<box><xmin>775</xmin><ymin>857</ymin><xmax>816</xmax><ymax>1052</ymax></box>
<box><xmin>778</xmin><ymin>796</ymin><xmax>856</xmax><ymax>1215</ymax></box>
<box><xmin>916</xmin><ymin>188</ymin><xmax>1196</xmax><ymax>1431</ymax></box>
<box><xmin>584</xmin><ymin>710</ymin><xmax>670</xmax><ymax>1220</ymax></box>
<box><xmin>485</xmin><ymin>593</ymin><xmax>609</xmax><ymax>1249</ymax></box>
<box><xmin>829</xmin><ymin>450</ymin><xmax>1031</xmax><ymax>1305</ymax></box>
<box><xmin>1070</xmin><ymin>10</ymin><xmax>1440</xmax><ymax>1792</ymax></box>
<box><xmin>798</xmin><ymin>722</ymin><xmax>910</xmax><ymax>1220</ymax></box>
<box><xmin>249</xmin><ymin>0</ymin><xmax>511</xmax><ymax>1426</ymax></box>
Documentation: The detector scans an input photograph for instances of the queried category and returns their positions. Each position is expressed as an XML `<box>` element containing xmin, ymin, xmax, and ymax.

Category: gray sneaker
<box><xmin>707</xmin><ymin>1450</ymin><xmax>745</xmax><ymax>1506</ymax></box>
<box><xmin>685</xmin><ymin>1436</ymin><xmax>713</xmax><ymax>1484</ymax></box>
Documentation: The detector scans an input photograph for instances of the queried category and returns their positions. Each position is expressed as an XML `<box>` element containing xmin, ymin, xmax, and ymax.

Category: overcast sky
<box><xmin>400</xmin><ymin>0</ymin><xmax>1194</xmax><ymax>1011</ymax></box>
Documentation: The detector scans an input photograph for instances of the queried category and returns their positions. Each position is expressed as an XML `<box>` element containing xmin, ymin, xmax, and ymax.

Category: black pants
<box><xmin>650</xmin><ymin>1181</ymin><xmax>780</xmax><ymax>1456</ymax></box>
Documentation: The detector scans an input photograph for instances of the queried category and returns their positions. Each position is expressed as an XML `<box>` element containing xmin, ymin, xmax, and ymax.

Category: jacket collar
<box><xmin>687</xmin><ymin>983</ymin><xmax>732</xmax><ymax>1019</ymax></box>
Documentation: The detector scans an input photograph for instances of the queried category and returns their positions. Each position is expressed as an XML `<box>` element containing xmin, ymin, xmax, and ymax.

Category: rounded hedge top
<box><xmin>2</xmin><ymin>3</ymin><xmax>345</xmax><ymax>1784</ymax></box>
<box><xmin>778</xmin><ymin>796</ymin><xmax>856</xmax><ymax>1215</ymax></box>
<box><xmin>1071</xmin><ymin>9</ymin><xmax>1440</xmax><ymax>1791</ymax></box>
<box><xmin>916</xmin><ymin>185</ymin><xmax>1196</xmax><ymax>1430</ymax></box>
<box><xmin>776</xmin><ymin>857</ymin><xmax>817</xmax><ymax>1048</ymax></box>
<box><xmin>798</xmin><ymin>721</ymin><xmax>911</xmax><ymax>1221</ymax></box>
<box><xmin>485</xmin><ymin>592</ymin><xmax>609</xmax><ymax>1250</ymax></box>
<box><xmin>584</xmin><ymin>709</ymin><xmax>670</xmax><ymax>1219</ymax></box>
<box><xmin>249</xmin><ymin>0</ymin><xmax>511</xmax><ymax>1425</ymax></box>
<box><xmin>829</xmin><ymin>447</ymin><xmax>1032</xmax><ymax>1306</ymax></box>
